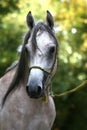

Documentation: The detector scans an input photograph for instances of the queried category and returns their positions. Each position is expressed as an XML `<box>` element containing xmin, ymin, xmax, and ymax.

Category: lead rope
<box><xmin>51</xmin><ymin>80</ymin><xmax>87</xmax><ymax>98</ymax></box>
<box><xmin>28</xmin><ymin>65</ymin><xmax>87</xmax><ymax>100</ymax></box>
<box><xmin>42</xmin><ymin>78</ymin><xmax>87</xmax><ymax>102</ymax></box>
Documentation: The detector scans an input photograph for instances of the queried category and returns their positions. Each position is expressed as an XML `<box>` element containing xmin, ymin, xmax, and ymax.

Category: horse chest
<box><xmin>0</xmin><ymin>88</ymin><xmax>56</xmax><ymax>130</ymax></box>
<box><xmin>21</xmin><ymin>96</ymin><xmax>55</xmax><ymax>129</ymax></box>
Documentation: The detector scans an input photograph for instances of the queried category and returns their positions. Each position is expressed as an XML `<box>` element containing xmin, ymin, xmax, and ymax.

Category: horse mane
<box><xmin>2</xmin><ymin>31</ymin><xmax>30</xmax><ymax>107</ymax></box>
<box><xmin>2</xmin><ymin>22</ymin><xmax>58</xmax><ymax>107</ymax></box>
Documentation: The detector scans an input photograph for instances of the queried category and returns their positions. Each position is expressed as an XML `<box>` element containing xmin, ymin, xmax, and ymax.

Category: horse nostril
<box><xmin>26</xmin><ymin>85</ymin><xmax>29</xmax><ymax>94</ymax></box>
<box><xmin>37</xmin><ymin>86</ymin><xmax>42</xmax><ymax>95</ymax></box>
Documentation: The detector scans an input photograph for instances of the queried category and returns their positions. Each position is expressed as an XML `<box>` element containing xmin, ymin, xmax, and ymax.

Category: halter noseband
<box><xmin>29</xmin><ymin>66</ymin><xmax>51</xmax><ymax>75</ymax></box>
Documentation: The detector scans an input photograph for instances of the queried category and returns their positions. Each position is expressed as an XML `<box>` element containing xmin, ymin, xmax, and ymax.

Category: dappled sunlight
<box><xmin>71</xmin><ymin>28</ymin><xmax>77</xmax><ymax>34</ymax></box>
<box><xmin>69</xmin><ymin>52</ymin><xmax>82</xmax><ymax>64</ymax></box>
<box><xmin>77</xmin><ymin>73</ymin><xmax>86</xmax><ymax>80</ymax></box>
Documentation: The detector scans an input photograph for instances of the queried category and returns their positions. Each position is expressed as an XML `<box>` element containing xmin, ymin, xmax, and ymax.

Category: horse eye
<box><xmin>49</xmin><ymin>46</ymin><xmax>55</xmax><ymax>54</ymax></box>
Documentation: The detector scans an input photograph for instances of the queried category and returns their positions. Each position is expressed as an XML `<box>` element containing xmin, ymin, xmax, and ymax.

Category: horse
<box><xmin>0</xmin><ymin>11</ymin><xmax>58</xmax><ymax>130</ymax></box>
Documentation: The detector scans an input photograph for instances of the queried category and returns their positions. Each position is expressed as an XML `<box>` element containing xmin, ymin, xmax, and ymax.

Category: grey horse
<box><xmin>0</xmin><ymin>11</ymin><xmax>58</xmax><ymax>130</ymax></box>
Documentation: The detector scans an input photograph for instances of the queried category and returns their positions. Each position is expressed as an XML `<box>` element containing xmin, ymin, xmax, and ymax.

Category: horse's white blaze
<box><xmin>28</xmin><ymin>69</ymin><xmax>43</xmax><ymax>87</ymax></box>
<box><xmin>28</xmin><ymin>30</ymin><xmax>55</xmax><ymax>80</ymax></box>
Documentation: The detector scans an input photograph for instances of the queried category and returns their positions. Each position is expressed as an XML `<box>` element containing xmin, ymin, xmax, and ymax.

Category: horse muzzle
<box><xmin>26</xmin><ymin>66</ymin><xmax>51</xmax><ymax>98</ymax></box>
<box><xmin>26</xmin><ymin>77</ymin><xmax>44</xmax><ymax>98</ymax></box>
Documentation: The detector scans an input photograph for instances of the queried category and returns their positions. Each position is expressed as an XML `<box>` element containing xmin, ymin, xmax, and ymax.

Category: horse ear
<box><xmin>46</xmin><ymin>10</ymin><xmax>54</xmax><ymax>29</ymax></box>
<box><xmin>26</xmin><ymin>11</ymin><xmax>35</xmax><ymax>29</ymax></box>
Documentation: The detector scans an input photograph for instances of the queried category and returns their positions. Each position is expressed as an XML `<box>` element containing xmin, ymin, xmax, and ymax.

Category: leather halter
<box><xmin>27</xmin><ymin>43</ymin><xmax>58</xmax><ymax>102</ymax></box>
<box><xmin>28</xmin><ymin>49</ymin><xmax>57</xmax><ymax>95</ymax></box>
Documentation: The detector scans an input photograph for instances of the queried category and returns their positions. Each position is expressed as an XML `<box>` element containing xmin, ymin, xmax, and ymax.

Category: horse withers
<box><xmin>0</xmin><ymin>11</ymin><xmax>58</xmax><ymax>130</ymax></box>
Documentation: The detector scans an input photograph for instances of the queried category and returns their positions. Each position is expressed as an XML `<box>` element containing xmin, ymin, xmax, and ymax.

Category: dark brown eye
<box><xmin>49</xmin><ymin>46</ymin><xmax>55</xmax><ymax>54</ymax></box>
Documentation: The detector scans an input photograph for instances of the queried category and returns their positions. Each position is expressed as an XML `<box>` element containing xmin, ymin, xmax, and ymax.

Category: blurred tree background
<box><xmin>0</xmin><ymin>0</ymin><xmax>87</xmax><ymax>130</ymax></box>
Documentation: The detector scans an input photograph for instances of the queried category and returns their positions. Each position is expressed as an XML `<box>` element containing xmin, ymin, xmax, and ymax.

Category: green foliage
<box><xmin>0</xmin><ymin>0</ymin><xmax>87</xmax><ymax>130</ymax></box>
<box><xmin>0</xmin><ymin>17</ymin><xmax>25</xmax><ymax>76</ymax></box>
<box><xmin>0</xmin><ymin>0</ymin><xmax>19</xmax><ymax>15</ymax></box>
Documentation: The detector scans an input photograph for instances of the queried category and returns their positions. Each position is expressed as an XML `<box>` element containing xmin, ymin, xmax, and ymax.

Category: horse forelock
<box><xmin>2</xmin><ymin>31</ymin><xmax>31</xmax><ymax>106</ymax></box>
<box><xmin>29</xmin><ymin>22</ymin><xmax>58</xmax><ymax>51</ymax></box>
